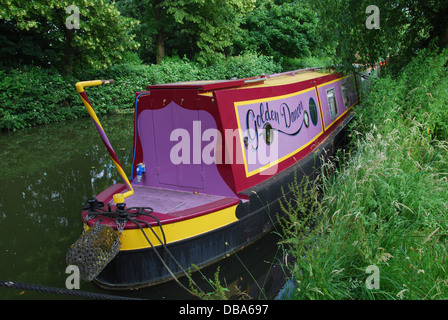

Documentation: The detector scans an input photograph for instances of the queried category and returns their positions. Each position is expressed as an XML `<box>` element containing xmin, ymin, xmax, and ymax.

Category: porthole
<box><xmin>263</xmin><ymin>122</ymin><xmax>274</xmax><ymax>145</ymax></box>
<box><xmin>303</xmin><ymin>110</ymin><xmax>310</xmax><ymax>128</ymax></box>
<box><xmin>309</xmin><ymin>98</ymin><xmax>318</xmax><ymax>126</ymax></box>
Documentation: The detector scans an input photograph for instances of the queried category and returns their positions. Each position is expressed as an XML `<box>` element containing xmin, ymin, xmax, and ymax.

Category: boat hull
<box><xmin>93</xmin><ymin>111</ymin><xmax>354</xmax><ymax>290</ymax></box>
<box><xmin>72</xmin><ymin>69</ymin><xmax>363</xmax><ymax>290</ymax></box>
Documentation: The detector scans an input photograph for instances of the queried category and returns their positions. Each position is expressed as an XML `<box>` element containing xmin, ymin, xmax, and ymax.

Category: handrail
<box><xmin>75</xmin><ymin>80</ymin><xmax>133</xmax><ymax>204</ymax></box>
<box><xmin>243</xmin><ymin>77</ymin><xmax>268</xmax><ymax>84</ymax></box>
<box><xmin>265</xmin><ymin>66</ymin><xmax>325</xmax><ymax>79</ymax></box>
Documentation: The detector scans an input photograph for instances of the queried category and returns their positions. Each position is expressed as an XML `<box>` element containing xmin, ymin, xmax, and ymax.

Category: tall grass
<box><xmin>279</xmin><ymin>46</ymin><xmax>448</xmax><ymax>300</ymax></box>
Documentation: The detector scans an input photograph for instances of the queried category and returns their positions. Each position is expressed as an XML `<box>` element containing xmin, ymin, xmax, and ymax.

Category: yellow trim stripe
<box><xmin>314</xmin><ymin>87</ymin><xmax>326</xmax><ymax>133</ymax></box>
<box><xmin>101</xmin><ymin>204</ymin><xmax>239</xmax><ymax>251</ymax></box>
<box><xmin>234</xmin><ymin>87</ymin><xmax>315</xmax><ymax>108</ymax></box>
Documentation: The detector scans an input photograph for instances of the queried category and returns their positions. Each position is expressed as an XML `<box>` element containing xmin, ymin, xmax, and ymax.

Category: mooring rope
<box><xmin>0</xmin><ymin>279</ymin><xmax>143</xmax><ymax>300</ymax></box>
<box><xmin>85</xmin><ymin>204</ymin><xmax>207</xmax><ymax>298</ymax></box>
<box><xmin>126</xmin><ymin>216</ymin><xmax>206</xmax><ymax>298</ymax></box>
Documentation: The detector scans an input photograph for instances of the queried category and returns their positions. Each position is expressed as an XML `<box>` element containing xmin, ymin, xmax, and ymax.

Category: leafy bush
<box><xmin>147</xmin><ymin>56</ymin><xmax>202</xmax><ymax>84</ymax></box>
<box><xmin>280</xmin><ymin>56</ymin><xmax>333</xmax><ymax>71</ymax></box>
<box><xmin>0</xmin><ymin>67</ymin><xmax>82</xmax><ymax>130</ymax></box>
<box><xmin>203</xmin><ymin>51</ymin><xmax>282</xmax><ymax>79</ymax></box>
<box><xmin>0</xmin><ymin>52</ymin><xmax>282</xmax><ymax>130</ymax></box>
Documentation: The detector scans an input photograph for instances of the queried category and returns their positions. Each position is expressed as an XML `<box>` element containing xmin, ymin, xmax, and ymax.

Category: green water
<box><xmin>0</xmin><ymin>114</ymin><xmax>286</xmax><ymax>300</ymax></box>
<box><xmin>0</xmin><ymin>114</ymin><xmax>135</xmax><ymax>299</ymax></box>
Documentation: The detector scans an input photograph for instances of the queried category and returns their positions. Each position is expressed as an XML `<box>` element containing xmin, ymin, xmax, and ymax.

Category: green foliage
<box><xmin>203</xmin><ymin>51</ymin><xmax>282</xmax><ymax>79</ymax></box>
<box><xmin>239</xmin><ymin>0</ymin><xmax>318</xmax><ymax>62</ymax></box>
<box><xmin>119</xmin><ymin>0</ymin><xmax>256</xmax><ymax>64</ymax></box>
<box><xmin>162</xmin><ymin>0</ymin><xmax>256</xmax><ymax>63</ymax></box>
<box><xmin>280</xmin><ymin>56</ymin><xmax>333</xmax><ymax>71</ymax></box>
<box><xmin>0</xmin><ymin>64</ymin><xmax>144</xmax><ymax>130</ymax></box>
<box><xmin>189</xmin><ymin>266</ymin><xmax>230</xmax><ymax>300</ymax></box>
<box><xmin>0</xmin><ymin>0</ymin><xmax>139</xmax><ymax>73</ymax></box>
<box><xmin>0</xmin><ymin>67</ymin><xmax>81</xmax><ymax>130</ymax></box>
<box><xmin>307</xmin><ymin>0</ymin><xmax>448</xmax><ymax>73</ymax></box>
<box><xmin>280</xmin><ymin>47</ymin><xmax>448</xmax><ymax>300</ymax></box>
<box><xmin>146</xmin><ymin>56</ymin><xmax>202</xmax><ymax>84</ymax></box>
<box><xmin>362</xmin><ymin>45</ymin><xmax>448</xmax><ymax>141</ymax></box>
<box><xmin>0</xmin><ymin>52</ymin><xmax>281</xmax><ymax>130</ymax></box>
<box><xmin>307</xmin><ymin>0</ymin><xmax>401</xmax><ymax>70</ymax></box>
<box><xmin>115</xmin><ymin>0</ymin><xmax>160</xmax><ymax>64</ymax></box>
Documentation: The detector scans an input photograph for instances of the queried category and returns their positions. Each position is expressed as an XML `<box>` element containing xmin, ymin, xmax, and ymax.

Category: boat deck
<box><xmin>119</xmin><ymin>185</ymin><xmax>230</xmax><ymax>215</ymax></box>
<box><xmin>85</xmin><ymin>183</ymin><xmax>240</xmax><ymax>229</ymax></box>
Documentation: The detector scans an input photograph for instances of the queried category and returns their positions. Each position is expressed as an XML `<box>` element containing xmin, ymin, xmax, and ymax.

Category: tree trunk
<box><xmin>63</xmin><ymin>28</ymin><xmax>75</xmax><ymax>75</ymax></box>
<box><xmin>154</xmin><ymin>0</ymin><xmax>165</xmax><ymax>64</ymax></box>
<box><xmin>439</xmin><ymin>24</ymin><xmax>448</xmax><ymax>49</ymax></box>
<box><xmin>156</xmin><ymin>31</ymin><xmax>165</xmax><ymax>64</ymax></box>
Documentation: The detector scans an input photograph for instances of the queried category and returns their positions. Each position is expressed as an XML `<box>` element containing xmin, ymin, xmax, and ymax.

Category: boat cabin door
<box><xmin>146</xmin><ymin>101</ymin><xmax>204</xmax><ymax>191</ymax></box>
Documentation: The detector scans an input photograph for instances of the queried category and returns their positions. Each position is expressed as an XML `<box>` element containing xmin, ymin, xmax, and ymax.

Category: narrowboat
<box><xmin>67</xmin><ymin>68</ymin><xmax>361</xmax><ymax>290</ymax></box>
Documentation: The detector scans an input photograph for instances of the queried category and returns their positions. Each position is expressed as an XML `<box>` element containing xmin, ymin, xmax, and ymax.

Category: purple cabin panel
<box><xmin>233</xmin><ymin>87</ymin><xmax>324</xmax><ymax>176</ymax></box>
<box><xmin>137</xmin><ymin>101</ymin><xmax>237</xmax><ymax>198</ymax></box>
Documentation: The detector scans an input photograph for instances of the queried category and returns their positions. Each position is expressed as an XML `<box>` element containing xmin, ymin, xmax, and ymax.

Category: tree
<box><xmin>118</xmin><ymin>0</ymin><xmax>256</xmax><ymax>64</ymax></box>
<box><xmin>0</xmin><ymin>0</ymin><xmax>139</xmax><ymax>74</ymax></box>
<box><xmin>163</xmin><ymin>0</ymin><xmax>256</xmax><ymax>63</ymax></box>
<box><xmin>238</xmin><ymin>0</ymin><xmax>319</xmax><ymax>62</ymax></box>
<box><xmin>393</xmin><ymin>0</ymin><xmax>448</xmax><ymax>68</ymax></box>
<box><xmin>307</xmin><ymin>0</ymin><xmax>448</xmax><ymax>74</ymax></box>
<box><xmin>116</xmin><ymin>0</ymin><xmax>161</xmax><ymax>64</ymax></box>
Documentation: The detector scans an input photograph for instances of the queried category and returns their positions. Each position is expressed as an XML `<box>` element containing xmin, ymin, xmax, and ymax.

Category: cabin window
<box><xmin>326</xmin><ymin>88</ymin><xmax>338</xmax><ymax>119</ymax></box>
<box><xmin>341</xmin><ymin>84</ymin><xmax>349</xmax><ymax>109</ymax></box>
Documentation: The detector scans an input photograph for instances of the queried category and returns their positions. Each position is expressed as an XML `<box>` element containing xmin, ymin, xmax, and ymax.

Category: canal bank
<box><xmin>277</xmin><ymin>47</ymin><xmax>448</xmax><ymax>300</ymax></box>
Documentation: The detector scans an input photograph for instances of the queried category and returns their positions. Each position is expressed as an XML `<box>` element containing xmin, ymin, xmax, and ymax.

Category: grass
<box><xmin>278</xmin><ymin>46</ymin><xmax>448</xmax><ymax>300</ymax></box>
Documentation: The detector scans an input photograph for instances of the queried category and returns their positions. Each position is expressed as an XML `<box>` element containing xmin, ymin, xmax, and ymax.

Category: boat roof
<box><xmin>146</xmin><ymin>68</ymin><xmax>331</xmax><ymax>93</ymax></box>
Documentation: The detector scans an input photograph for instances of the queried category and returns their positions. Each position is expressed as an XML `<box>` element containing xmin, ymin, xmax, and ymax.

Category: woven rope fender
<box><xmin>66</xmin><ymin>223</ymin><xmax>120</xmax><ymax>282</ymax></box>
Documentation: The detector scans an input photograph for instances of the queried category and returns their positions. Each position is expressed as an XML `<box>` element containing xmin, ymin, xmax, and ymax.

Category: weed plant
<box><xmin>280</xmin><ymin>46</ymin><xmax>448</xmax><ymax>300</ymax></box>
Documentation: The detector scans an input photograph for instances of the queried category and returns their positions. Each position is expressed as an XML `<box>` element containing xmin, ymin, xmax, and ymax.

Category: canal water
<box><xmin>0</xmin><ymin>114</ymin><xmax>288</xmax><ymax>300</ymax></box>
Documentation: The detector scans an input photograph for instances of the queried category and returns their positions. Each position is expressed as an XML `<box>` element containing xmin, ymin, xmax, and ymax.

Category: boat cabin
<box><xmin>125</xmin><ymin>69</ymin><xmax>358</xmax><ymax>210</ymax></box>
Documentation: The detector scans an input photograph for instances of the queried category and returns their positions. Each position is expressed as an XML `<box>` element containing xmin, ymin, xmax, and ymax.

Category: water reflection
<box><xmin>0</xmin><ymin>114</ymin><xmax>134</xmax><ymax>299</ymax></box>
<box><xmin>0</xmin><ymin>114</ymin><xmax>287</xmax><ymax>300</ymax></box>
